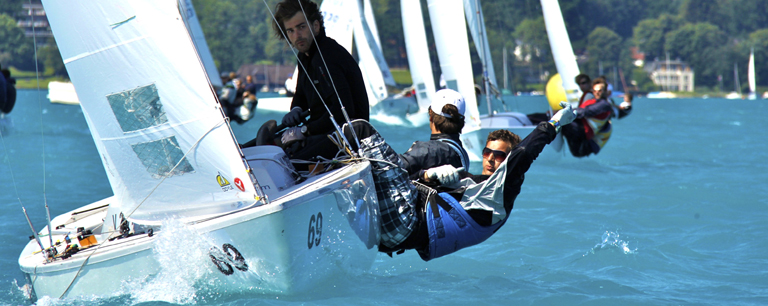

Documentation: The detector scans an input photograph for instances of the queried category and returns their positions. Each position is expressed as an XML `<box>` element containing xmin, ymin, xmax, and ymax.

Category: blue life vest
<box><xmin>437</xmin><ymin>138</ymin><xmax>470</xmax><ymax>172</ymax></box>
<box><xmin>421</xmin><ymin>192</ymin><xmax>507</xmax><ymax>261</ymax></box>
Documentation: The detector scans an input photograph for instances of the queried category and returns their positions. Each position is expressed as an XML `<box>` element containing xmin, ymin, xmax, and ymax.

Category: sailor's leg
<box><xmin>343</xmin><ymin>120</ymin><xmax>418</xmax><ymax>248</ymax></box>
<box><xmin>561</xmin><ymin>122</ymin><xmax>591</xmax><ymax>157</ymax></box>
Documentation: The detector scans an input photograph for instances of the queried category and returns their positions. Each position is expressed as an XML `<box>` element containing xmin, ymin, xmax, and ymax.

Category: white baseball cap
<box><xmin>430</xmin><ymin>89</ymin><xmax>466</xmax><ymax>118</ymax></box>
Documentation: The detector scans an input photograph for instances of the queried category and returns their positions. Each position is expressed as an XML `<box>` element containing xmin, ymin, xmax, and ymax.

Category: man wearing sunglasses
<box><xmin>481</xmin><ymin>130</ymin><xmax>520</xmax><ymax>175</ymax></box>
<box><xmin>362</xmin><ymin>101</ymin><xmax>577</xmax><ymax>261</ymax></box>
<box><xmin>561</xmin><ymin>78</ymin><xmax>614</xmax><ymax>157</ymax></box>
<box><xmin>575</xmin><ymin>73</ymin><xmax>594</xmax><ymax>105</ymax></box>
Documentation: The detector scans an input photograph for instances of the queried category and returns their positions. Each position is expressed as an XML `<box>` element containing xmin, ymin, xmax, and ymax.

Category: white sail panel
<box><xmin>44</xmin><ymin>0</ymin><xmax>258</xmax><ymax>223</ymax></box>
<box><xmin>748</xmin><ymin>48</ymin><xmax>756</xmax><ymax>96</ymax></box>
<box><xmin>541</xmin><ymin>0</ymin><xmax>581</xmax><ymax>104</ymax></box>
<box><xmin>401</xmin><ymin>0</ymin><xmax>436</xmax><ymax>110</ymax></box>
<box><xmin>321</xmin><ymin>0</ymin><xmax>355</xmax><ymax>52</ymax></box>
<box><xmin>362</xmin><ymin>0</ymin><xmax>396</xmax><ymax>87</ymax></box>
<box><xmin>178</xmin><ymin>0</ymin><xmax>222</xmax><ymax>88</ymax></box>
<box><xmin>427</xmin><ymin>0</ymin><xmax>480</xmax><ymax>131</ymax></box>
<box><xmin>463</xmin><ymin>0</ymin><xmax>498</xmax><ymax>91</ymax></box>
<box><xmin>354</xmin><ymin>0</ymin><xmax>391</xmax><ymax>104</ymax></box>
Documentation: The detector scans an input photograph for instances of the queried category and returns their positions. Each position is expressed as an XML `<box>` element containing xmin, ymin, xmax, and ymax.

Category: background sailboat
<box><xmin>20</xmin><ymin>0</ymin><xmax>379</xmax><ymax>299</ymax></box>
<box><xmin>726</xmin><ymin>63</ymin><xmax>742</xmax><ymax>99</ymax></box>
<box><xmin>748</xmin><ymin>48</ymin><xmax>756</xmax><ymax>100</ymax></box>
<box><xmin>399</xmin><ymin>0</ymin><xmax>436</xmax><ymax>125</ymax></box>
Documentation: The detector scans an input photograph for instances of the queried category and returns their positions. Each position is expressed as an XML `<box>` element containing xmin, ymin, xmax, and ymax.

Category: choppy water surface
<box><xmin>1</xmin><ymin>90</ymin><xmax>767</xmax><ymax>305</ymax></box>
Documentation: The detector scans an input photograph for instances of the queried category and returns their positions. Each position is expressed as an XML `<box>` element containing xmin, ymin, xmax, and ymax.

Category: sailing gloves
<box><xmin>425</xmin><ymin>165</ymin><xmax>464</xmax><ymax>186</ymax></box>
<box><xmin>282</xmin><ymin>107</ymin><xmax>304</xmax><ymax>127</ymax></box>
<box><xmin>549</xmin><ymin>102</ymin><xmax>576</xmax><ymax>128</ymax></box>
<box><xmin>281</xmin><ymin>126</ymin><xmax>306</xmax><ymax>146</ymax></box>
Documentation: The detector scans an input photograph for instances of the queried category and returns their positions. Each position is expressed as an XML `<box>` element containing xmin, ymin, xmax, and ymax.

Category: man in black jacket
<box><xmin>272</xmin><ymin>0</ymin><xmax>369</xmax><ymax>160</ymax></box>
<box><xmin>400</xmin><ymin>89</ymin><xmax>470</xmax><ymax>179</ymax></box>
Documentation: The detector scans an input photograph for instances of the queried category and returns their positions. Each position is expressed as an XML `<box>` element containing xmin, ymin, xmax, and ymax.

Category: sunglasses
<box><xmin>482</xmin><ymin>147</ymin><xmax>508</xmax><ymax>162</ymax></box>
<box><xmin>578</xmin><ymin>81</ymin><xmax>589</xmax><ymax>85</ymax></box>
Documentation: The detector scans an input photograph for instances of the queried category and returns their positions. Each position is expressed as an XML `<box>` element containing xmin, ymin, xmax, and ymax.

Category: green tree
<box><xmin>513</xmin><ymin>17</ymin><xmax>552</xmax><ymax>74</ymax></box>
<box><xmin>633</xmin><ymin>13</ymin><xmax>683</xmax><ymax>60</ymax></box>
<box><xmin>37</xmin><ymin>37</ymin><xmax>66</xmax><ymax>77</ymax></box>
<box><xmin>0</xmin><ymin>13</ymin><xmax>33</xmax><ymax>69</ymax></box>
<box><xmin>585</xmin><ymin>27</ymin><xmax>622</xmax><ymax>77</ymax></box>
<box><xmin>193</xmin><ymin>0</ymin><xmax>261</xmax><ymax>73</ymax></box>
<box><xmin>665</xmin><ymin>22</ymin><xmax>728</xmax><ymax>87</ymax></box>
<box><xmin>679</xmin><ymin>0</ymin><xmax>724</xmax><ymax>26</ymax></box>
<box><xmin>0</xmin><ymin>0</ymin><xmax>23</xmax><ymax>17</ymax></box>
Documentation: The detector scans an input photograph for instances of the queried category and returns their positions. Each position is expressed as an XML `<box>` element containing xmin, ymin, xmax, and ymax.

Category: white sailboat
<box><xmin>20</xmin><ymin>0</ymin><xmax>380</xmax><ymax>300</ymax></box>
<box><xmin>356</xmin><ymin>0</ymin><xmax>420</xmax><ymax>118</ymax></box>
<box><xmin>726</xmin><ymin>63</ymin><xmax>742</xmax><ymax>99</ymax></box>
<box><xmin>748</xmin><ymin>48</ymin><xmax>756</xmax><ymax>100</ymax></box>
<box><xmin>47</xmin><ymin>81</ymin><xmax>80</xmax><ymax>105</ymax></box>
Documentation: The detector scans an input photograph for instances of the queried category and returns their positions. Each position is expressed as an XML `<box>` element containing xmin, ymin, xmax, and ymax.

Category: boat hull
<box><xmin>19</xmin><ymin>161</ymin><xmax>380</xmax><ymax>300</ymax></box>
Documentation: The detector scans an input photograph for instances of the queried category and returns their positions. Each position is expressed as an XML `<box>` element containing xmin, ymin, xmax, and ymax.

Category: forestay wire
<box><xmin>263</xmin><ymin>0</ymin><xmax>361</xmax><ymax>157</ymax></box>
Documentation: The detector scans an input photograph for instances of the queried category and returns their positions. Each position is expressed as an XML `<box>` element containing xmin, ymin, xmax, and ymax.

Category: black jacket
<box><xmin>400</xmin><ymin>133</ymin><xmax>468</xmax><ymax>179</ymax></box>
<box><xmin>291</xmin><ymin>35</ymin><xmax>369</xmax><ymax>136</ymax></box>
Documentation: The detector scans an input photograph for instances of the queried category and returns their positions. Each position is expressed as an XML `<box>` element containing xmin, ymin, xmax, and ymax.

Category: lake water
<box><xmin>1</xmin><ymin>90</ymin><xmax>767</xmax><ymax>305</ymax></box>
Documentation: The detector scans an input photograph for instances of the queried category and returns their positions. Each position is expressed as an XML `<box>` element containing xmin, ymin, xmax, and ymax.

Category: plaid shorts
<box><xmin>359</xmin><ymin>132</ymin><xmax>418</xmax><ymax>248</ymax></box>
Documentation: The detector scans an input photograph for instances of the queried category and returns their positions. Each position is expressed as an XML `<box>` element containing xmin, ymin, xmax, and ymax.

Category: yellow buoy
<box><xmin>545</xmin><ymin>73</ymin><xmax>567</xmax><ymax>110</ymax></box>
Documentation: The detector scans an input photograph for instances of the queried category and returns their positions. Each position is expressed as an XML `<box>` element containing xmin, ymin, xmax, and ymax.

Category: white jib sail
<box><xmin>427</xmin><ymin>0</ymin><xmax>481</xmax><ymax>131</ymax></box>
<box><xmin>540</xmin><ymin>0</ymin><xmax>581</xmax><ymax>104</ymax></box>
<box><xmin>178</xmin><ymin>0</ymin><xmax>222</xmax><ymax>88</ymax></box>
<box><xmin>401</xmin><ymin>0</ymin><xmax>436</xmax><ymax>111</ymax></box>
<box><xmin>463</xmin><ymin>0</ymin><xmax>498</xmax><ymax>92</ymax></box>
<box><xmin>43</xmin><ymin>0</ymin><xmax>260</xmax><ymax>225</ymax></box>
<box><xmin>353</xmin><ymin>0</ymin><xmax>393</xmax><ymax>104</ymax></box>
<box><xmin>748</xmin><ymin>48</ymin><xmax>756</xmax><ymax>96</ymax></box>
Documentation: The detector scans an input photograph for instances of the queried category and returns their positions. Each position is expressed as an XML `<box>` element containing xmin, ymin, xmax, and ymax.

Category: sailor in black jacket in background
<box><xmin>400</xmin><ymin>89</ymin><xmax>471</xmax><ymax>179</ymax></box>
<box><xmin>271</xmin><ymin>0</ymin><xmax>369</xmax><ymax>161</ymax></box>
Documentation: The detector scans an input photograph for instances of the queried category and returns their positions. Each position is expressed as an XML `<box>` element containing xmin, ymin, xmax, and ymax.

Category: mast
<box><xmin>474</xmin><ymin>0</ymin><xmax>493</xmax><ymax>116</ymax></box>
<box><xmin>503</xmin><ymin>47</ymin><xmax>508</xmax><ymax>91</ymax></box>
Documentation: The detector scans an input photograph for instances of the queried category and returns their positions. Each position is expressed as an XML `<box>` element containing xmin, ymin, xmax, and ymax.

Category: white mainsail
<box><xmin>426</xmin><ymin>0</ymin><xmax>481</xmax><ymax>131</ymax></box>
<box><xmin>400</xmin><ymin>0</ymin><xmax>436</xmax><ymax>110</ymax></box>
<box><xmin>45</xmin><ymin>0</ymin><xmax>259</xmax><ymax>225</ymax></box>
<box><xmin>748</xmin><ymin>48</ymin><xmax>756</xmax><ymax>100</ymax></box>
<box><xmin>178</xmin><ymin>0</ymin><xmax>222</xmax><ymax>88</ymax></box>
<box><xmin>540</xmin><ymin>0</ymin><xmax>581</xmax><ymax>104</ymax></box>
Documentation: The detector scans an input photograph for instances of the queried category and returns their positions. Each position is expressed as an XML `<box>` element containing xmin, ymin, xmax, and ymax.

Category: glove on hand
<box><xmin>551</xmin><ymin>102</ymin><xmax>576</xmax><ymax>126</ymax></box>
<box><xmin>425</xmin><ymin>165</ymin><xmax>463</xmax><ymax>185</ymax></box>
<box><xmin>282</xmin><ymin>107</ymin><xmax>304</xmax><ymax>127</ymax></box>
<box><xmin>281</xmin><ymin>126</ymin><xmax>305</xmax><ymax>146</ymax></box>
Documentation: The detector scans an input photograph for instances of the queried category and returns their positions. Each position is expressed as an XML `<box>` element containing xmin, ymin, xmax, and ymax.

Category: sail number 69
<box><xmin>307</xmin><ymin>212</ymin><xmax>323</xmax><ymax>249</ymax></box>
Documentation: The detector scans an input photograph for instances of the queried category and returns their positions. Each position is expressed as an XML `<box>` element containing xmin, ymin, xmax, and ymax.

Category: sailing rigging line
<box><xmin>263</xmin><ymin>0</ymin><xmax>360</xmax><ymax>157</ymax></box>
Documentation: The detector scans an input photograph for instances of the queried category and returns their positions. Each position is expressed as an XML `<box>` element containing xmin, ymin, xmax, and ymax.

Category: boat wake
<box><xmin>120</xmin><ymin>219</ymin><xmax>212</xmax><ymax>304</ymax></box>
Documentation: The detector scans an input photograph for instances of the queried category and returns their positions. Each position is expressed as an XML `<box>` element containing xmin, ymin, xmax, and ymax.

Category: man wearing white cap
<box><xmin>400</xmin><ymin>89</ymin><xmax>471</xmax><ymax>180</ymax></box>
